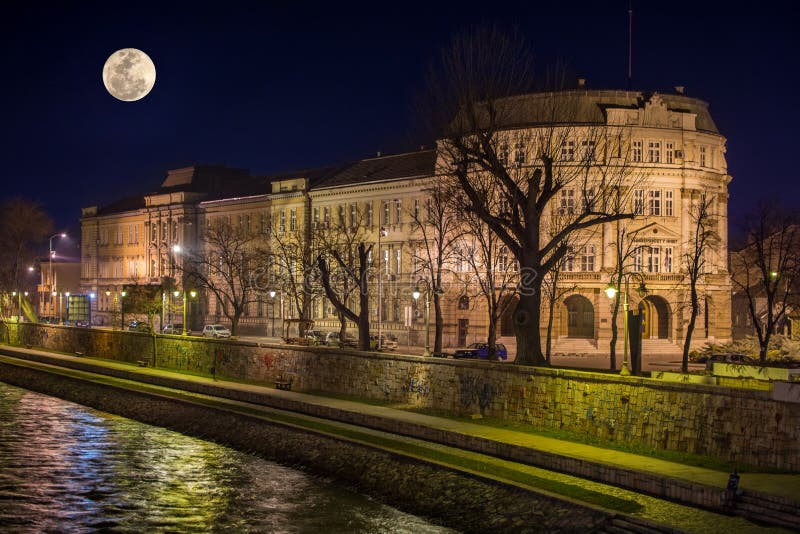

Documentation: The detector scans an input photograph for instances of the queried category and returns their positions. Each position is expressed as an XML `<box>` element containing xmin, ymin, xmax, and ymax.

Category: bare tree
<box><xmin>409</xmin><ymin>179</ymin><xmax>463</xmax><ymax>354</ymax></box>
<box><xmin>426</xmin><ymin>28</ymin><xmax>638</xmax><ymax>365</ymax></box>
<box><xmin>541</xmin><ymin>256</ymin><xmax>576</xmax><ymax>365</ymax></box>
<box><xmin>183</xmin><ymin>218</ymin><xmax>262</xmax><ymax>335</ymax></box>
<box><xmin>317</xmin><ymin>242</ymin><xmax>372</xmax><ymax>350</ymax></box>
<box><xmin>315</xmin><ymin>205</ymin><xmax>370</xmax><ymax>343</ymax></box>
<box><xmin>731</xmin><ymin>202</ymin><xmax>800</xmax><ymax>362</ymax></box>
<box><xmin>454</xmin><ymin>204</ymin><xmax>517</xmax><ymax>360</ymax></box>
<box><xmin>267</xmin><ymin>208</ymin><xmax>316</xmax><ymax>335</ymax></box>
<box><xmin>681</xmin><ymin>195</ymin><xmax>716</xmax><ymax>372</ymax></box>
<box><xmin>0</xmin><ymin>198</ymin><xmax>53</xmax><ymax>294</ymax></box>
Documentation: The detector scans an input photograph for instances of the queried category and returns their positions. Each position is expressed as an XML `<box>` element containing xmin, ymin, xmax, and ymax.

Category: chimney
<box><xmin>674</xmin><ymin>86</ymin><xmax>685</xmax><ymax>95</ymax></box>
<box><xmin>578</xmin><ymin>78</ymin><xmax>587</xmax><ymax>88</ymax></box>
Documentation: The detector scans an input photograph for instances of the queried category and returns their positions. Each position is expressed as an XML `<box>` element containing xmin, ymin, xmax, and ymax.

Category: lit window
<box><xmin>648</xmin><ymin>190</ymin><xmax>661</xmax><ymax>216</ymax></box>
<box><xmin>665</xmin><ymin>190</ymin><xmax>673</xmax><ymax>216</ymax></box>
<box><xmin>632</xmin><ymin>140</ymin><xmax>643</xmax><ymax>162</ymax></box>
<box><xmin>699</xmin><ymin>146</ymin><xmax>707</xmax><ymax>167</ymax></box>
<box><xmin>665</xmin><ymin>142</ymin><xmax>675</xmax><ymax>164</ymax></box>
<box><xmin>313</xmin><ymin>208</ymin><xmax>319</xmax><ymax>228</ymax></box>
<box><xmin>395</xmin><ymin>248</ymin><xmax>402</xmax><ymax>274</ymax></box>
<box><xmin>648</xmin><ymin>141</ymin><xmax>661</xmax><ymax>163</ymax></box>
<box><xmin>395</xmin><ymin>199</ymin><xmax>402</xmax><ymax>224</ymax></box>
<box><xmin>559</xmin><ymin>189</ymin><xmax>575</xmax><ymax>215</ymax></box>
<box><xmin>580</xmin><ymin>245</ymin><xmax>595</xmax><ymax>272</ymax></box>
<box><xmin>561</xmin><ymin>140</ymin><xmax>575</xmax><ymax>161</ymax></box>
<box><xmin>633</xmin><ymin>190</ymin><xmax>644</xmax><ymax>215</ymax></box>
<box><xmin>290</xmin><ymin>209</ymin><xmax>297</xmax><ymax>232</ymax></box>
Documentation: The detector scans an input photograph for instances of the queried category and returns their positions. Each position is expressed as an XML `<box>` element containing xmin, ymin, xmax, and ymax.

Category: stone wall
<box><xmin>5</xmin><ymin>322</ymin><xmax>800</xmax><ymax>470</ymax></box>
<box><xmin>0</xmin><ymin>358</ymin><xmax>613</xmax><ymax>533</ymax></box>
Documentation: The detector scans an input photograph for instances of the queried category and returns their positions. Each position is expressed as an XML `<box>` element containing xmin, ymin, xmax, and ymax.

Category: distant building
<box><xmin>37</xmin><ymin>258</ymin><xmax>80</xmax><ymax>321</ymax></box>
<box><xmin>80</xmin><ymin>90</ymin><xmax>732</xmax><ymax>350</ymax></box>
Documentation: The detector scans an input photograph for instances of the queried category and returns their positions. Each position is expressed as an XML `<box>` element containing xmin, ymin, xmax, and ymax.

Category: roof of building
<box><xmin>459</xmin><ymin>90</ymin><xmax>720</xmax><ymax>134</ymax></box>
<box><xmin>312</xmin><ymin>150</ymin><xmax>436</xmax><ymax>189</ymax></box>
<box><xmin>95</xmin><ymin>195</ymin><xmax>146</xmax><ymax>216</ymax></box>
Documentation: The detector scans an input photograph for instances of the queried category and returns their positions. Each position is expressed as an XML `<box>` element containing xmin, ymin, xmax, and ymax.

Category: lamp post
<box><xmin>120</xmin><ymin>290</ymin><xmax>127</xmax><ymax>330</ymax></box>
<box><xmin>377</xmin><ymin>227</ymin><xmax>388</xmax><ymax>350</ymax></box>
<box><xmin>269</xmin><ymin>290</ymin><xmax>276</xmax><ymax>337</ymax></box>
<box><xmin>605</xmin><ymin>273</ymin><xmax>647</xmax><ymax>376</ymax></box>
<box><xmin>412</xmin><ymin>285</ymin><xmax>432</xmax><ymax>357</ymax></box>
<box><xmin>65</xmin><ymin>292</ymin><xmax>70</xmax><ymax>324</ymax></box>
<box><xmin>48</xmin><ymin>232</ymin><xmax>66</xmax><ymax>318</ymax></box>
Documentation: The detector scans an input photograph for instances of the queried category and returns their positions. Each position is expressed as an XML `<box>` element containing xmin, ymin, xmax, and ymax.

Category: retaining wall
<box><xmin>4</xmin><ymin>322</ymin><xmax>799</xmax><ymax>470</ymax></box>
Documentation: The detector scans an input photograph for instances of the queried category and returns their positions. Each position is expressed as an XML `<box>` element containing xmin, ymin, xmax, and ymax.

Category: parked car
<box><xmin>705</xmin><ymin>353</ymin><xmax>757</xmax><ymax>370</ymax></box>
<box><xmin>325</xmin><ymin>331</ymin><xmax>356</xmax><ymax>347</ymax></box>
<box><xmin>74</xmin><ymin>320</ymin><xmax>90</xmax><ymax>328</ymax></box>
<box><xmin>203</xmin><ymin>324</ymin><xmax>232</xmax><ymax>339</ymax></box>
<box><xmin>162</xmin><ymin>324</ymin><xmax>185</xmax><ymax>335</ymax></box>
<box><xmin>306</xmin><ymin>330</ymin><xmax>326</xmax><ymax>345</ymax></box>
<box><xmin>453</xmin><ymin>342</ymin><xmax>508</xmax><ymax>361</ymax></box>
<box><xmin>128</xmin><ymin>321</ymin><xmax>153</xmax><ymax>333</ymax></box>
<box><xmin>370</xmin><ymin>334</ymin><xmax>398</xmax><ymax>350</ymax></box>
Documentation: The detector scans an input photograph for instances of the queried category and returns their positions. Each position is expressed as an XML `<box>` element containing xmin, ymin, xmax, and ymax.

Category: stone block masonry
<box><xmin>5</xmin><ymin>322</ymin><xmax>800</xmax><ymax>471</ymax></box>
<box><xmin>0</xmin><ymin>358</ymin><xmax>616</xmax><ymax>533</ymax></box>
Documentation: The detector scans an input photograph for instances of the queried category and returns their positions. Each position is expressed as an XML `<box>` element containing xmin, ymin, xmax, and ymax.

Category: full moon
<box><xmin>102</xmin><ymin>48</ymin><xmax>156</xmax><ymax>102</ymax></box>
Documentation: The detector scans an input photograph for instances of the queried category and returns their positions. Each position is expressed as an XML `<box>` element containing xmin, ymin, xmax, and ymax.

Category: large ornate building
<box><xmin>80</xmin><ymin>89</ymin><xmax>732</xmax><ymax>353</ymax></box>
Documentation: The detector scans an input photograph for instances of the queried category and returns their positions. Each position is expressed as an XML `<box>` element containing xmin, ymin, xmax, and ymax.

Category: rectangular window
<box><xmin>313</xmin><ymin>207</ymin><xmax>320</xmax><ymax>228</ymax></box>
<box><xmin>514</xmin><ymin>142</ymin><xmax>525</xmax><ymax>165</ymax></box>
<box><xmin>151</xmin><ymin>223</ymin><xmax>157</xmax><ymax>242</ymax></box>
<box><xmin>560</xmin><ymin>140</ymin><xmax>575</xmax><ymax>161</ymax></box>
<box><xmin>632</xmin><ymin>248</ymin><xmax>643</xmax><ymax>272</ymax></box>
<box><xmin>365</xmin><ymin>202</ymin><xmax>373</xmax><ymax>227</ymax></box>
<box><xmin>383</xmin><ymin>202</ymin><xmax>391</xmax><ymax>225</ymax></box>
<box><xmin>395</xmin><ymin>248</ymin><xmax>402</xmax><ymax>274</ymax></box>
<box><xmin>648</xmin><ymin>190</ymin><xmax>661</xmax><ymax>216</ymax></box>
<box><xmin>648</xmin><ymin>141</ymin><xmax>661</xmax><ymax>163</ymax></box>
<box><xmin>664</xmin><ymin>247</ymin><xmax>673</xmax><ymax>273</ymax></box>
<box><xmin>350</xmin><ymin>203</ymin><xmax>357</xmax><ymax>228</ymax></box>
<box><xmin>162</xmin><ymin>222</ymin><xmax>168</xmax><ymax>242</ymax></box>
<box><xmin>395</xmin><ymin>199</ymin><xmax>402</xmax><ymax>224</ymax></box>
<box><xmin>290</xmin><ymin>209</ymin><xmax>297</xmax><ymax>232</ymax></box>
<box><xmin>498</xmin><ymin>246</ymin><xmax>509</xmax><ymax>272</ymax></box>
<box><xmin>279</xmin><ymin>210</ymin><xmax>286</xmax><ymax>233</ymax></box>
<box><xmin>632</xmin><ymin>140</ymin><xmax>643</xmax><ymax>162</ymax></box>
<box><xmin>559</xmin><ymin>189</ymin><xmax>575</xmax><ymax>215</ymax></box>
<box><xmin>323</xmin><ymin>207</ymin><xmax>330</xmax><ymax>227</ymax></box>
<box><xmin>561</xmin><ymin>255</ymin><xmax>574</xmax><ymax>272</ymax></box>
<box><xmin>384</xmin><ymin>249</ymin><xmax>390</xmax><ymax>274</ymax></box>
<box><xmin>134</xmin><ymin>224</ymin><xmax>138</xmax><ymax>243</ymax></box>
<box><xmin>413</xmin><ymin>199</ymin><xmax>420</xmax><ymax>221</ymax></box>
<box><xmin>338</xmin><ymin>205</ymin><xmax>345</xmax><ymax>227</ymax></box>
<box><xmin>633</xmin><ymin>190</ymin><xmax>644</xmax><ymax>215</ymax></box>
<box><xmin>581</xmin><ymin>139</ymin><xmax>596</xmax><ymax>161</ymax></box>
<box><xmin>699</xmin><ymin>146</ymin><xmax>707</xmax><ymax>167</ymax></box>
<box><xmin>648</xmin><ymin>247</ymin><xmax>661</xmax><ymax>273</ymax></box>
<box><xmin>498</xmin><ymin>143</ymin><xmax>509</xmax><ymax>165</ymax></box>
<box><xmin>665</xmin><ymin>142</ymin><xmax>675</xmax><ymax>164</ymax></box>
<box><xmin>580</xmin><ymin>245</ymin><xmax>595</xmax><ymax>272</ymax></box>
<box><xmin>665</xmin><ymin>190</ymin><xmax>674</xmax><ymax>216</ymax></box>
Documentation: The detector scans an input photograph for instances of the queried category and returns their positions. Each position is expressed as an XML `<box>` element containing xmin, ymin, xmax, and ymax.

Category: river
<box><xmin>0</xmin><ymin>382</ymin><xmax>452</xmax><ymax>533</ymax></box>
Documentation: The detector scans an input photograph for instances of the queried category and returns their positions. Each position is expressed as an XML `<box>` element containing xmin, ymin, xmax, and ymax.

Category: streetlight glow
<box><xmin>172</xmin><ymin>244</ymin><xmax>181</xmax><ymax>254</ymax></box>
<box><xmin>190</xmin><ymin>290</ymin><xmax>197</xmax><ymax>298</ymax></box>
<box><xmin>604</xmin><ymin>285</ymin><xmax>617</xmax><ymax>299</ymax></box>
<box><xmin>412</xmin><ymin>290</ymin><xmax>421</xmax><ymax>300</ymax></box>
<box><xmin>269</xmin><ymin>290</ymin><xmax>276</xmax><ymax>298</ymax></box>
<box><xmin>174</xmin><ymin>290</ymin><xmax>180</xmax><ymax>297</ymax></box>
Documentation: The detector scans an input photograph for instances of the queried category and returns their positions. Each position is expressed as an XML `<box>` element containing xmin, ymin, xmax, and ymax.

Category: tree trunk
<box><xmin>230</xmin><ymin>311</ymin><xmax>241</xmax><ymax>336</ymax></box>
<box><xmin>487</xmin><ymin>312</ymin><xmax>498</xmax><ymax>360</ymax></box>
<box><xmin>545</xmin><ymin>292</ymin><xmax>555</xmax><ymax>365</ymax></box>
<box><xmin>338</xmin><ymin>311</ymin><xmax>347</xmax><ymax>341</ymax></box>
<box><xmin>433</xmin><ymin>292</ymin><xmax>443</xmax><ymax>355</ymax></box>
<box><xmin>682</xmin><ymin>286</ymin><xmax>699</xmax><ymax>373</ymax></box>
<box><xmin>514</xmin><ymin>290</ymin><xmax>546</xmax><ymax>365</ymax></box>
<box><xmin>609</xmin><ymin>291</ymin><xmax>621</xmax><ymax>370</ymax></box>
<box><xmin>760</xmin><ymin>332</ymin><xmax>770</xmax><ymax>363</ymax></box>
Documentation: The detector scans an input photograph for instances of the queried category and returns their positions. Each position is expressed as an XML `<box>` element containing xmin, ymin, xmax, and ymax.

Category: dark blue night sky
<box><xmin>3</xmin><ymin>1</ymin><xmax>798</xmax><ymax>241</ymax></box>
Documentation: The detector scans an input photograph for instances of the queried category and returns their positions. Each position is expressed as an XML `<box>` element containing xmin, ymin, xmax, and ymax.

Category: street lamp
<box><xmin>49</xmin><ymin>232</ymin><xmax>66</xmax><ymax>319</ymax></box>
<box><xmin>269</xmin><ymin>290</ymin><xmax>276</xmax><ymax>337</ymax></box>
<box><xmin>377</xmin><ymin>227</ymin><xmax>388</xmax><ymax>350</ymax></box>
<box><xmin>174</xmin><ymin>289</ymin><xmax>196</xmax><ymax>335</ymax></box>
<box><xmin>412</xmin><ymin>279</ymin><xmax>442</xmax><ymax>358</ymax></box>
<box><xmin>605</xmin><ymin>273</ymin><xmax>647</xmax><ymax>376</ymax></box>
<box><xmin>65</xmin><ymin>292</ymin><xmax>70</xmax><ymax>324</ymax></box>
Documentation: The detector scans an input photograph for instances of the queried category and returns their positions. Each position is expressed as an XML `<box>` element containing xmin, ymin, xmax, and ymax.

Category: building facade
<box><xmin>80</xmin><ymin>90</ymin><xmax>732</xmax><ymax>352</ymax></box>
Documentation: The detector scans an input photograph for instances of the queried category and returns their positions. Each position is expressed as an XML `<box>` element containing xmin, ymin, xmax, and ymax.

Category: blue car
<box><xmin>454</xmin><ymin>342</ymin><xmax>508</xmax><ymax>360</ymax></box>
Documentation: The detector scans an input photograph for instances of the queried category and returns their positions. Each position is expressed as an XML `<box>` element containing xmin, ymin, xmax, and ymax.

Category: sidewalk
<box><xmin>2</xmin><ymin>345</ymin><xmax>799</xmax><ymax>521</ymax></box>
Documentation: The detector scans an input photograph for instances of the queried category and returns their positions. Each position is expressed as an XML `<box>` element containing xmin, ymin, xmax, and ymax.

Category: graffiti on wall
<box><xmin>458</xmin><ymin>373</ymin><xmax>496</xmax><ymax>412</ymax></box>
<box><xmin>408</xmin><ymin>377</ymin><xmax>430</xmax><ymax>396</ymax></box>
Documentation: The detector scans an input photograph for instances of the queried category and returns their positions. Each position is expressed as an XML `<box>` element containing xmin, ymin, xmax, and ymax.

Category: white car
<box><xmin>203</xmin><ymin>324</ymin><xmax>231</xmax><ymax>338</ymax></box>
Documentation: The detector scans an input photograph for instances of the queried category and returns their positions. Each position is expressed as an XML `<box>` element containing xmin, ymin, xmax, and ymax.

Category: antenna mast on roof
<box><xmin>627</xmin><ymin>0</ymin><xmax>633</xmax><ymax>89</ymax></box>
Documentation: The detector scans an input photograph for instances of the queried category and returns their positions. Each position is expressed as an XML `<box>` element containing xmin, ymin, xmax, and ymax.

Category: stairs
<box><xmin>733</xmin><ymin>491</ymin><xmax>800</xmax><ymax>530</ymax></box>
<box><xmin>552</xmin><ymin>337</ymin><xmax>600</xmax><ymax>355</ymax></box>
<box><xmin>641</xmin><ymin>338</ymin><xmax>680</xmax><ymax>355</ymax></box>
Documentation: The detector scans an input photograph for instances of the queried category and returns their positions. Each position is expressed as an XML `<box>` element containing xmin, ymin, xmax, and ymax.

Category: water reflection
<box><xmin>0</xmin><ymin>382</ymin><xmax>452</xmax><ymax>533</ymax></box>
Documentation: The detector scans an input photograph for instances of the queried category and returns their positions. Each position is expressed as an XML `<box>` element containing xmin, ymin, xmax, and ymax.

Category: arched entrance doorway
<box><xmin>564</xmin><ymin>295</ymin><xmax>594</xmax><ymax>338</ymax></box>
<box><xmin>639</xmin><ymin>295</ymin><xmax>670</xmax><ymax>339</ymax></box>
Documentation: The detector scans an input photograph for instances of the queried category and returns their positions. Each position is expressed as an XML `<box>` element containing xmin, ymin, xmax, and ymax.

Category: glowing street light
<box><xmin>605</xmin><ymin>275</ymin><xmax>647</xmax><ymax>376</ymax></box>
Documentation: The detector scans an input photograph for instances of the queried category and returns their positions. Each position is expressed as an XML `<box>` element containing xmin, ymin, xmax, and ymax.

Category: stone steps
<box><xmin>733</xmin><ymin>492</ymin><xmax>800</xmax><ymax>529</ymax></box>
